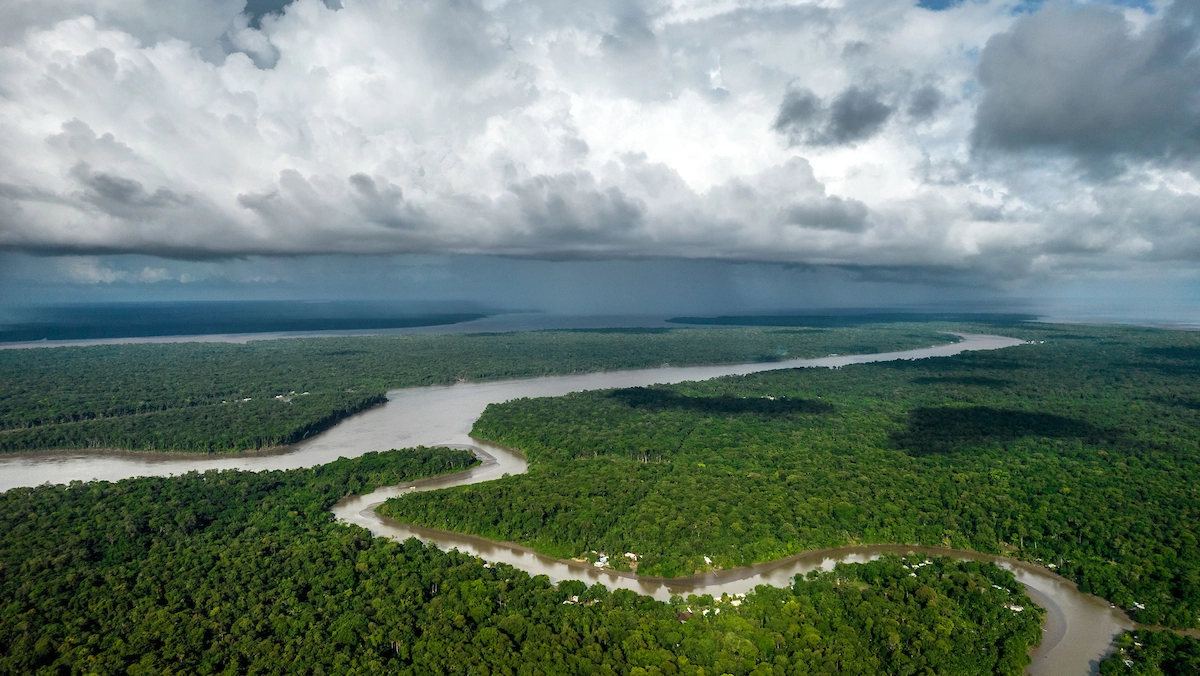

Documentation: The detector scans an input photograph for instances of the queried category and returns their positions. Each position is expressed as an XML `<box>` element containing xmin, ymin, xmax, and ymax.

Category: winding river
<box><xmin>0</xmin><ymin>333</ymin><xmax>1133</xmax><ymax>674</ymax></box>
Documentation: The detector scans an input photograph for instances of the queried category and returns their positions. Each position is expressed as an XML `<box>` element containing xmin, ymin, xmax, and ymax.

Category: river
<box><xmin>0</xmin><ymin>332</ymin><xmax>1132</xmax><ymax>674</ymax></box>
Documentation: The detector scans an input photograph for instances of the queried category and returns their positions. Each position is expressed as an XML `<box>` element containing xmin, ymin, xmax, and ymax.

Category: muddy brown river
<box><xmin>0</xmin><ymin>333</ymin><xmax>1132</xmax><ymax>674</ymax></box>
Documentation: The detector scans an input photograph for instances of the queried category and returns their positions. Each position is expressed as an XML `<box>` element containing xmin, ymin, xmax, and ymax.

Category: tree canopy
<box><xmin>0</xmin><ymin>447</ymin><xmax>1042</xmax><ymax>675</ymax></box>
<box><xmin>0</xmin><ymin>325</ymin><xmax>953</xmax><ymax>453</ymax></box>
<box><xmin>383</xmin><ymin>323</ymin><xmax>1200</xmax><ymax>629</ymax></box>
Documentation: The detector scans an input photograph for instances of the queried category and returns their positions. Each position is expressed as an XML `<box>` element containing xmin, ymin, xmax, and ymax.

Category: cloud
<box><xmin>55</xmin><ymin>256</ymin><xmax>181</xmax><ymax>284</ymax></box>
<box><xmin>773</xmin><ymin>88</ymin><xmax>824</xmax><ymax>145</ymax></box>
<box><xmin>507</xmin><ymin>172</ymin><xmax>646</xmax><ymax>248</ymax></box>
<box><xmin>785</xmin><ymin>196</ymin><xmax>871</xmax><ymax>232</ymax></box>
<box><xmin>0</xmin><ymin>0</ymin><xmax>1197</xmax><ymax>286</ymax></box>
<box><xmin>907</xmin><ymin>85</ymin><xmax>943</xmax><ymax>121</ymax></box>
<box><xmin>64</xmin><ymin>257</ymin><xmax>127</xmax><ymax>284</ymax></box>
<box><xmin>827</xmin><ymin>88</ymin><xmax>894</xmax><ymax>145</ymax></box>
<box><xmin>70</xmin><ymin>162</ymin><xmax>189</xmax><ymax>214</ymax></box>
<box><xmin>774</xmin><ymin>86</ymin><xmax>893</xmax><ymax>146</ymax></box>
<box><xmin>973</xmin><ymin>0</ymin><xmax>1200</xmax><ymax>169</ymax></box>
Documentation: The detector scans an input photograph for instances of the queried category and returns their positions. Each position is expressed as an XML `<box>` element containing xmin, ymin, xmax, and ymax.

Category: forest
<box><xmin>381</xmin><ymin>322</ymin><xmax>1200</xmax><ymax>629</ymax></box>
<box><xmin>0</xmin><ymin>446</ymin><xmax>1044</xmax><ymax>675</ymax></box>
<box><xmin>0</xmin><ymin>324</ymin><xmax>953</xmax><ymax>453</ymax></box>
<box><xmin>667</xmin><ymin>313</ymin><xmax>1036</xmax><ymax>328</ymax></box>
<box><xmin>1099</xmin><ymin>630</ymin><xmax>1200</xmax><ymax>675</ymax></box>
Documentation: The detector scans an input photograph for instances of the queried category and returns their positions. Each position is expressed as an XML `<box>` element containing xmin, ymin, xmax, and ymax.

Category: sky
<box><xmin>0</xmin><ymin>0</ymin><xmax>1198</xmax><ymax>319</ymax></box>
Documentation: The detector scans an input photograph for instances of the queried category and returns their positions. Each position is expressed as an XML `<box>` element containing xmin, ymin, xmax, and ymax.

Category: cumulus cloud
<box><xmin>57</xmin><ymin>256</ymin><xmax>181</xmax><ymax>284</ymax></box>
<box><xmin>0</xmin><ymin>0</ymin><xmax>1197</xmax><ymax>284</ymax></box>
<box><xmin>907</xmin><ymin>85</ymin><xmax>943</xmax><ymax>121</ymax></box>
<box><xmin>785</xmin><ymin>196</ymin><xmax>871</xmax><ymax>232</ymax></box>
<box><xmin>774</xmin><ymin>87</ymin><xmax>894</xmax><ymax>146</ymax></box>
<box><xmin>974</xmin><ymin>0</ymin><xmax>1200</xmax><ymax>168</ymax></box>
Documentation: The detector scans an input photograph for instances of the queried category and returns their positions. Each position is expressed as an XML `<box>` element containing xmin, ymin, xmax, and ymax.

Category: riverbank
<box><xmin>336</xmin><ymin>439</ymin><xmax>1130</xmax><ymax>676</ymax></box>
<box><xmin>9</xmin><ymin>331</ymin><xmax>1126</xmax><ymax>674</ymax></box>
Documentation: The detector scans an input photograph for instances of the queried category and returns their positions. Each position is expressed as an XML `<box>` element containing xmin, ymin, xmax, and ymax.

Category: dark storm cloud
<box><xmin>0</xmin><ymin>182</ymin><xmax>72</xmax><ymax>206</ymax></box>
<box><xmin>773</xmin><ymin>88</ymin><xmax>823</xmax><ymax>143</ymax></box>
<box><xmin>5</xmin><ymin>0</ymin><xmax>1200</xmax><ymax>286</ymax></box>
<box><xmin>784</xmin><ymin>196</ymin><xmax>870</xmax><ymax>232</ymax></box>
<box><xmin>827</xmin><ymin>88</ymin><xmax>893</xmax><ymax>144</ymax></box>
<box><xmin>348</xmin><ymin>174</ymin><xmax>423</xmax><ymax>230</ymax></box>
<box><xmin>0</xmin><ymin>160</ymin><xmax>194</xmax><ymax>245</ymax></box>
<box><xmin>508</xmin><ymin>172</ymin><xmax>646</xmax><ymax>246</ymax></box>
<box><xmin>973</xmin><ymin>0</ymin><xmax>1200</xmax><ymax>169</ymax></box>
<box><xmin>774</xmin><ymin>86</ymin><xmax>893</xmax><ymax>146</ymax></box>
<box><xmin>70</xmin><ymin>163</ymin><xmax>188</xmax><ymax>214</ymax></box>
<box><xmin>907</xmin><ymin>85</ymin><xmax>943</xmax><ymax>121</ymax></box>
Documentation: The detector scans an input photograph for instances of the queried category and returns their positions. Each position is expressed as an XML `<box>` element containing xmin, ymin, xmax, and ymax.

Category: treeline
<box><xmin>0</xmin><ymin>445</ymin><xmax>1042</xmax><ymax>675</ymax></box>
<box><xmin>1099</xmin><ymin>630</ymin><xmax>1200</xmax><ymax>675</ymax></box>
<box><xmin>0</xmin><ymin>325</ymin><xmax>953</xmax><ymax>453</ymax></box>
<box><xmin>383</xmin><ymin>323</ymin><xmax>1200</xmax><ymax>628</ymax></box>
<box><xmin>0</xmin><ymin>391</ymin><xmax>386</xmax><ymax>453</ymax></box>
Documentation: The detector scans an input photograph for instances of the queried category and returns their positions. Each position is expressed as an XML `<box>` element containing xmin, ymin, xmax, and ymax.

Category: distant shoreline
<box><xmin>0</xmin><ymin>313</ymin><xmax>688</xmax><ymax>349</ymax></box>
<box><xmin>2</xmin><ymin>310</ymin><xmax>1196</xmax><ymax>350</ymax></box>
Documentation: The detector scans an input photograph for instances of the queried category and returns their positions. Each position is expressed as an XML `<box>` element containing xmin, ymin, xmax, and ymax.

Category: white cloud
<box><xmin>137</xmin><ymin>266</ymin><xmax>171</xmax><ymax>282</ymax></box>
<box><xmin>62</xmin><ymin>256</ymin><xmax>128</xmax><ymax>284</ymax></box>
<box><xmin>0</xmin><ymin>0</ymin><xmax>1197</xmax><ymax>284</ymax></box>
<box><xmin>53</xmin><ymin>256</ymin><xmax>186</xmax><ymax>284</ymax></box>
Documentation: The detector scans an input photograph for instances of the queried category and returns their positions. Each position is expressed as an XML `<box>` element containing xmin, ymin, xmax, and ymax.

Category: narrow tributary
<box><xmin>333</xmin><ymin>439</ymin><xmax>1132</xmax><ymax>676</ymax></box>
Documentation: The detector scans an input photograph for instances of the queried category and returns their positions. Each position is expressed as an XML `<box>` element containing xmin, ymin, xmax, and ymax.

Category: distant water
<box><xmin>667</xmin><ymin>311</ymin><xmax>1040</xmax><ymax>327</ymax></box>
<box><xmin>3</xmin><ymin>304</ymin><xmax>1196</xmax><ymax>350</ymax></box>
<box><xmin>1034</xmin><ymin>311</ymin><xmax>1200</xmax><ymax>331</ymax></box>
<box><xmin>0</xmin><ymin>301</ymin><xmax>487</xmax><ymax>344</ymax></box>
<box><xmin>0</xmin><ymin>310</ymin><xmax>695</xmax><ymax>349</ymax></box>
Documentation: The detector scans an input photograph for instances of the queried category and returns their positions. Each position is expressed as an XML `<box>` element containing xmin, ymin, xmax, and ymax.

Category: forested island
<box><xmin>0</xmin><ymin>324</ymin><xmax>953</xmax><ymax>453</ymax></box>
<box><xmin>1</xmin><ymin>446</ymin><xmax>1044</xmax><ymax>675</ymax></box>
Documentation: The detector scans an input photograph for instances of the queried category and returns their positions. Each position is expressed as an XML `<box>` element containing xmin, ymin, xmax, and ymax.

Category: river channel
<box><xmin>0</xmin><ymin>333</ymin><xmax>1132</xmax><ymax>674</ymax></box>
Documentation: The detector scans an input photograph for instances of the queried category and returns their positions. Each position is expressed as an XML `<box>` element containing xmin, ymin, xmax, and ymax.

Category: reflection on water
<box><xmin>1</xmin><ymin>332</ymin><xmax>1133</xmax><ymax>674</ymax></box>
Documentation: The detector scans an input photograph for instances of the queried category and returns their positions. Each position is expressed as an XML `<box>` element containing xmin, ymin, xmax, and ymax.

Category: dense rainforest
<box><xmin>1099</xmin><ymin>630</ymin><xmax>1200</xmax><ymax>675</ymax></box>
<box><xmin>0</xmin><ymin>325</ymin><xmax>953</xmax><ymax>453</ymax></box>
<box><xmin>0</xmin><ymin>447</ymin><xmax>1044</xmax><ymax>675</ymax></box>
<box><xmin>382</xmin><ymin>323</ymin><xmax>1200</xmax><ymax>629</ymax></box>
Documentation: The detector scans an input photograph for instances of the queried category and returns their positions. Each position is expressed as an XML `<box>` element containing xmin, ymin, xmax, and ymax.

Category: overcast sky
<box><xmin>1</xmin><ymin>0</ymin><xmax>1197</xmax><ymax>317</ymax></box>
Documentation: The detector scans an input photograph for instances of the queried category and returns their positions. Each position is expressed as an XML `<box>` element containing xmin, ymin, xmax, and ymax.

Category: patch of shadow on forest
<box><xmin>878</xmin><ymin>354</ymin><xmax>1028</xmax><ymax>375</ymax></box>
<box><xmin>554</xmin><ymin>327</ymin><xmax>675</xmax><ymax>335</ymax></box>
<box><xmin>1143</xmin><ymin>346</ymin><xmax>1200</xmax><ymax>361</ymax></box>
<box><xmin>609</xmin><ymin>387</ymin><xmax>834</xmax><ymax>417</ymax></box>
<box><xmin>666</xmin><ymin>312</ymin><xmax>1036</xmax><ymax>327</ymax></box>
<box><xmin>1153</xmin><ymin>395</ymin><xmax>1200</xmax><ymax>411</ymax></box>
<box><xmin>909</xmin><ymin>376</ymin><xmax>1014</xmax><ymax>388</ymax></box>
<box><xmin>890</xmin><ymin>406</ymin><xmax>1111</xmax><ymax>457</ymax></box>
<box><xmin>1131</xmin><ymin>346</ymin><xmax>1200</xmax><ymax>377</ymax></box>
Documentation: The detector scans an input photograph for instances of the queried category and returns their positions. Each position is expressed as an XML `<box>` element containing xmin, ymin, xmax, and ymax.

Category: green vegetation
<box><xmin>0</xmin><ymin>325</ymin><xmax>954</xmax><ymax>453</ymax></box>
<box><xmin>668</xmin><ymin>313</ymin><xmax>1036</xmax><ymax>327</ymax></box>
<box><xmin>1100</xmin><ymin>630</ymin><xmax>1200</xmax><ymax>675</ymax></box>
<box><xmin>382</xmin><ymin>323</ymin><xmax>1200</xmax><ymax>628</ymax></box>
<box><xmin>0</xmin><ymin>445</ymin><xmax>1042</xmax><ymax>675</ymax></box>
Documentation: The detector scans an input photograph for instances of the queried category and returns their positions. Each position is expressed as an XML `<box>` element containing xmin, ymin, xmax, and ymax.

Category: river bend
<box><xmin>0</xmin><ymin>333</ymin><xmax>1131</xmax><ymax>674</ymax></box>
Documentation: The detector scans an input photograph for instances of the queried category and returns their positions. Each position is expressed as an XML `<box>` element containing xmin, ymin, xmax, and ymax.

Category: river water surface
<box><xmin>0</xmin><ymin>333</ymin><xmax>1132</xmax><ymax>674</ymax></box>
